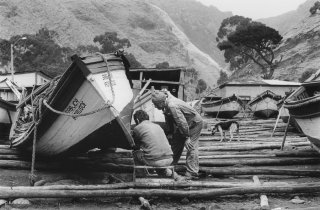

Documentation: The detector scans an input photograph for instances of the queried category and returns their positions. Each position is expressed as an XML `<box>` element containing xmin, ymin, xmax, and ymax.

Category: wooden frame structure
<box><xmin>129</xmin><ymin>67</ymin><xmax>186</xmax><ymax>100</ymax></box>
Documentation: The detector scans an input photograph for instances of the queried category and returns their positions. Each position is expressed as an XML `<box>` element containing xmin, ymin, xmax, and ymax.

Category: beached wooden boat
<box><xmin>200</xmin><ymin>94</ymin><xmax>243</xmax><ymax>118</ymax></box>
<box><xmin>0</xmin><ymin>79</ymin><xmax>26</xmax><ymax>139</ymax></box>
<box><xmin>276</xmin><ymin>98</ymin><xmax>302</xmax><ymax>132</ymax></box>
<box><xmin>9</xmin><ymin>53</ymin><xmax>135</xmax><ymax>156</ymax></box>
<box><xmin>0</xmin><ymin>98</ymin><xmax>17</xmax><ymax>138</ymax></box>
<box><xmin>284</xmin><ymin>80</ymin><xmax>320</xmax><ymax>152</ymax></box>
<box><xmin>248</xmin><ymin>90</ymin><xmax>281</xmax><ymax>118</ymax></box>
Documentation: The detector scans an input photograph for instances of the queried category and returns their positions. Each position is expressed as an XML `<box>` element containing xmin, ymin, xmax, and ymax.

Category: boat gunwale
<box><xmin>248</xmin><ymin>90</ymin><xmax>281</xmax><ymax>107</ymax></box>
<box><xmin>201</xmin><ymin>95</ymin><xmax>243</xmax><ymax>107</ymax></box>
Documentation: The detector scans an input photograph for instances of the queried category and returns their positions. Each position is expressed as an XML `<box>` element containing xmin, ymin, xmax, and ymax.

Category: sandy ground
<box><xmin>1</xmin><ymin>194</ymin><xmax>320</xmax><ymax>210</ymax></box>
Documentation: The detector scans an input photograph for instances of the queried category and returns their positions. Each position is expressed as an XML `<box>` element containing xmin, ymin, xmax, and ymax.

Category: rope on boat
<box><xmin>42</xmin><ymin>52</ymin><xmax>117</xmax><ymax>118</ymax></box>
<box><xmin>284</xmin><ymin>95</ymin><xmax>320</xmax><ymax>109</ymax></box>
<box><xmin>29</xmin><ymin>85</ymin><xmax>42</xmax><ymax>186</ymax></box>
<box><xmin>42</xmin><ymin>100</ymin><xmax>114</xmax><ymax>117</ymax></box>
<box><xmin>215</xmin><ymin>100</ymin><xmax>223</xmax><ymax>120</ymax></box>
<box><xmin>27</xmin><ymin>52</ymin><xmax>118</xmax><ymax>185</ymax></box>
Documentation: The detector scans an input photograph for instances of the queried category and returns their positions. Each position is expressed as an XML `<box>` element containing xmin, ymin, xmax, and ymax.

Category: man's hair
<box><xmin>133</xmin><ymin>110</ymin><xmax>149</xmax><ymax>125</ymax></box>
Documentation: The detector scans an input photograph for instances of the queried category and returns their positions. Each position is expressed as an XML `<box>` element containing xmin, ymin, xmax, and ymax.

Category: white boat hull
<box><xmin>11</xmin><ymin>54</ymin><xmax>134</xmax><ymax>156</ymax></box>
<box><xmin>251</xmin><ymin>98</ymin><xmax>278</xmax><ymax>118</ymax></box>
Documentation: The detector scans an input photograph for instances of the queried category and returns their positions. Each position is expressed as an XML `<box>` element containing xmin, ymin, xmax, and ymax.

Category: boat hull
<box><xmin>201</xmin><ymin>100</ymin><xmax>242</xmax><ymax>119</ymax></box>
<box><xmin>285</xmin><ymin>96</ymin><xmax>320</xmax><ymax>148</ymax></box>
<box><xmin>285</xmin><ymin>82</ymin><xmax>320</xmax><ymax>153</ymax></box>
<box><xmin>251</xmin><ymin>98</ymin><xmax>278</xmax><ymax>119</ymax></box>
<box><xmin>0</xmin><ymin>100</ymin><xmax>17</xmax><ymax>140</ymax></box>
<box><xmin>10</xmin><ymin>54</ymin><xmax>134</xmax><ymax>156</ymax></box>
<box><xmin>279</xmin><ymin>107</ymin><xmax>302</xmax><ymax>132</ymax></box>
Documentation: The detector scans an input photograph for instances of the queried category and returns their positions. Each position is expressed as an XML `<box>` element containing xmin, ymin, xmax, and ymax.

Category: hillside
<box><xmin>230</xmin><ymin>0</ymin><xmax>320</xmax><ymax>82</ymax></box>
<box><xmin>259</xmin><ymin>0</ymin><xmax>316</xmax><ymax>34</ymax></box>
<box><xmin>0</xmin><ymin>0</ymin><xmax>226</xmax><ymax>85</ymax></box>
<box><xmin>149</xmin><ymin>0</ymin><xmax>231</xmax><ymax>66</ymax></box>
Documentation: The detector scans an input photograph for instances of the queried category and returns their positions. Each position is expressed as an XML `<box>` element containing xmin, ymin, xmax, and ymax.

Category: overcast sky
<box><xmin>197</xmin><ymin>0</ymin><xmax>307</xmax><ymax>19</ymax></box>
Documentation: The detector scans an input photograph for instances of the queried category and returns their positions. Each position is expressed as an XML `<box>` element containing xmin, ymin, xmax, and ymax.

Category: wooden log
<box><xmin>180</xmin><ymin>151</ymin><xmax>319</xmax><ymax>160</ymax></box>
<box><xmin>198</xmin><ymin>142</ymin><xmax>310</xmax><ymax>151</ymax></box>
<box><xmin>199</xmin><ymin>167</ymin><xmax>320</xmax><ymax>177</ymax></box>
<box><xmin>274</xmin><ymin>150</ymin><xmax>320</xmax><ymax>157</ymax></box>
<box><xmin>0</xmin><ymin>148</ymin><xmax>20</xmax><ymax>155</ymax></box>
<box><xmin>0</xmin><ymin>154</ymin><xmax>23</xmax><ymax>160</ymax></box>
<box><xmin>198</xmin><ymin>140</ymin><xmax>309</xmax><ymax>147</ymax></box>
<box><xmin>253</xmin><ymin>176</ymin><xmax>269</xmax><ymax>210</ymax></box>
<box><xmin>199</xmin><ymin>136</ymin><xmax>308</xmax><ymax>141</ymax></box>
<box><xmin>179</xmin><ymin>157</ymin><xmax>320</xmax><ymax>167</ymax></box>
<box><xmin>181</xmin><ymin>150</ymin><xmax>320</xmax><ymax>159</ymax></box>
<box><xmin>0</xmin><ymin>160</ymin><xmax>134</xmax><ymax>172</ymax></box>
<box><xmin>0</xmin><ymin>183</ymin><xmax>320</xmax><ymax>199</ymax></box>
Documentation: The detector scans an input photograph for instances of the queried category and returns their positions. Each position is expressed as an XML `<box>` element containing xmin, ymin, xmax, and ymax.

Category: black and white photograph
<box><xmin>0</xmin><ymin>0</ymin><xmax>320</xmax><ymax>209</ymax></box>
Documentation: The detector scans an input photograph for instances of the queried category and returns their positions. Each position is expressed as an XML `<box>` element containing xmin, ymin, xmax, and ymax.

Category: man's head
<box><xmin>133</xmin><ymin>110</ymin><xmax>149</xmax><ymax>125</ymax></box>
<box><xmin>152</xmin><ymin>90</ymin><xmax>167</xmax><ymax>110</ymax></box>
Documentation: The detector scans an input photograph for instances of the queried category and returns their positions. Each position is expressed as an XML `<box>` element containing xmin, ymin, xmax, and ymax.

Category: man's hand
<box><xmin>185</xmin><ymin>137</ymin><xmax>193</xmax><ymax>150</ymax></box>
<box><xmin>133</xmin><ymin>150</ymin><xmax>144</xmax><ymax>161</ymax></box>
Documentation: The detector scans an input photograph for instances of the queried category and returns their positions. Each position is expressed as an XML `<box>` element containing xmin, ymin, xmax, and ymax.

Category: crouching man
<box><xmin>132</xmin><ymin>110</ymin><xmax>180</xmax><ymax>179</ymax></box>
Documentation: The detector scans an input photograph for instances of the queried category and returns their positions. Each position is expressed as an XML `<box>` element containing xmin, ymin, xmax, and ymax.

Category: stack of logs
<box><xmin>0</xmin><ymin>118</ymin><xmax>320</xmax><ymax>202</ymax></box>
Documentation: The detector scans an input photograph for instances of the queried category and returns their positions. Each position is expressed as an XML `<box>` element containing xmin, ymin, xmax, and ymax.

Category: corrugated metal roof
<box><xmin>219</xmin><ymin>79</ymin><xmax>301</xmax><ymax>88</ymax></box>
<box><xmin>261</xmin><ymin>79</ymin><xmax>301</xmax><ymax>86</ymax></box>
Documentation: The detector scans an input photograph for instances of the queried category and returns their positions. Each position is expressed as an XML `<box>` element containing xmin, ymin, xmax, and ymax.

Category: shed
<box><xmin>213</xmin><ymin>80</ymin><xmax>301</xmax><ymax>105</ymax></box>
<box><xmin>129</xmin><ymin>67</ymin><xmax>186</xmax><ymax>100</ymax></box>
<box><xmin>129</xmin><ymin>67</ymin><xmax>186</xmax><ymax>127</ymax></box>
<box><xmin>0</xmin><ymin>71</ymin><xmax>52</xmax><ymax>102</ymax></box>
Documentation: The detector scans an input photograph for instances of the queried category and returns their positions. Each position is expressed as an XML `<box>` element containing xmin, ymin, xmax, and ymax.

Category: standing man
<box><xmin>152</xmin><ymin>90</ymin><xmax>203</xmax><ymax>179</ymax></box>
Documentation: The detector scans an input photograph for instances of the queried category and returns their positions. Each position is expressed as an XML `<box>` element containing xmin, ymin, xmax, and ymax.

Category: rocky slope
<box><xmin>0</xmin><ymin>0</ymin><xmax>227</xmax><ymax>85</ymax></box>
<box><xmin>149</xmin><ymin>0</ymin><xmax>231</xmax><ymax>66</ymax></box>
<box><xmin>231</xmin><ymin>0</ymin><xmax>320</xmax><ymax>82</ymax></box>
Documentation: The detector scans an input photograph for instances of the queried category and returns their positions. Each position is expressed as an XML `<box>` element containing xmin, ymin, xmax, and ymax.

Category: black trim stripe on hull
<box><xmin>254</xmin><ymin>109</ymin><xmax>278</xmax><ymax>119</ymax></box>
<box><xmin>205</xmin><ymin>111</ymin><xmax>239</xmax><ymax>119</ymax></box>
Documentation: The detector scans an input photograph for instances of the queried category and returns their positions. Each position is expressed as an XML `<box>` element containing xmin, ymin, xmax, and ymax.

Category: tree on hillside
<box><xmin>0</xmin><ymin>28</ymin><xmax>72</xmax><ymax>77</ymax></box>
<box><xmin>310</xmin><ymin>1</ymin><xmax>320</xmax><ymax>15</ymax></box>
<box><xmin>94</xmin><ymin>32</ymin><xmax>143</xmax><ymax>68</ymax></box>
<box><xmin>155</xmin><ymin>61</ymin><xmax>169</xmax><ymax>69</ymax></box>
<box><xmin>75</xmin><ymin>45</ymin><xmax>99</xmax><ymax>55</ymax></box>
<box><xmin>94</xmin><ymin>32</ymin><xmax>131</xmax><ymax>53</ymax></box>
<box><xmin>196</xmin><ymin>79</ymin><xmax>207</xmax><ymax>94</ymax></box>
<box><xmin>217</xmin><ymin>15</ymin><xmax>283</xmax><ymax>79</ymax></box>
<box><xmin>299</xmin><ymin>70</ymin><xmax>315</xmax><ymax>82</ymax></box>
<box><xmin>217</xmin><ymin>70</ymin><xmax>228</xmax><ymax>85</ymax></box>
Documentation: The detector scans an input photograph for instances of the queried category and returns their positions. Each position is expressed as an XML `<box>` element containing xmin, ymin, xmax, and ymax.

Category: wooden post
<box><xmin>134</xmin><ymin>79</ymin><xmax>152</xmax><ymax>104</ymax></box>
<box><xmin>272</xmin><ymin>105</ymin><xmax>283</xmax><ymax>137</ymax></box>
<box><xmin>281</xmin><ymin>115</ymin><xmax>291</xmax><ymax>151</ymax></box>
<box><xmin>253</xmin><ymin>176</ymin><xmax>269</xmax><ymax>210</ymax></box>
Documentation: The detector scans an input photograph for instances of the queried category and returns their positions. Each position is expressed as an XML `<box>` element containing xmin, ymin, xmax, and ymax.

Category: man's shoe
<box><xmin>184</xmin><ymin>171</ymin><xmax>199</xmax><ymax>180</ymax></box>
